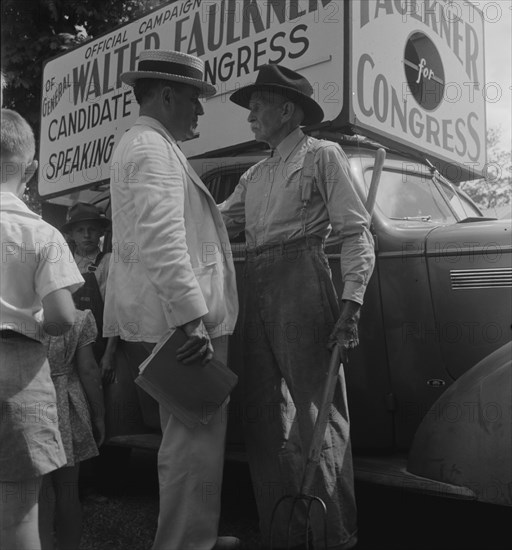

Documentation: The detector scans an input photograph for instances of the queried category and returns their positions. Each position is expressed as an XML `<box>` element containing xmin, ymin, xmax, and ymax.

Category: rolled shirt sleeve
<box><xmin>315</xmin><ymin>144</ymin><xmax>375</xmax><ymax>305</ymax></box>
<box><xmin>35</xmin><ymin>236</ymin><xmax>84</xmax><ymax>299</ymax></box>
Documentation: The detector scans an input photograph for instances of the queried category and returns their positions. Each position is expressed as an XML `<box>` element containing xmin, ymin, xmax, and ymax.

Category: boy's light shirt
<box><xmin>0</xmin><ymin>192</ymin><xmax>84</xmax><ymax>340</ymax></box>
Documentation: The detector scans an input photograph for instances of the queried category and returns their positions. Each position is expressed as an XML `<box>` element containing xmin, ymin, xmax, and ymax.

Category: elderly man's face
<box><xmin>247</xmin><ymin>91</ymin><xmax>287</xmax><ymax>145</ymax></box>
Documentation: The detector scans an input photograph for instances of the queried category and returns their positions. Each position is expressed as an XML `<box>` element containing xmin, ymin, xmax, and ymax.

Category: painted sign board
<box><xmin>38</xmin><ymin>0</ymin><xmax>486</xmax><ymax>197</ymax></box>
<box><xmin>348</xmin><ymin>0</ymin><xmax>487</xmax><ymax>181</ymax></box>
<box><xmin>38</xmin><ymin>0</ymin><xmax>345</xmax><ymax>198</ymax></box>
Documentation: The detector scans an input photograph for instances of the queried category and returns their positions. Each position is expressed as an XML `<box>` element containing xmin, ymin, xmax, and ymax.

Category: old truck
<box><xmin>38</xmin><ymin>0</ymin><xmax>511</xmax><ymax>506</ymax></box>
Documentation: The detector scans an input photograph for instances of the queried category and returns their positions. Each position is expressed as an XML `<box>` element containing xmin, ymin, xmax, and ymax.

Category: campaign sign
<box><xmin>349</xmin><ymin>0</ymin><xmax>487</xmax><ymax>181</ymax></box>
<box><xmin>38</xmin><ymin>0</ymin><xmax>345</xmax><ymax>198</ymax></box>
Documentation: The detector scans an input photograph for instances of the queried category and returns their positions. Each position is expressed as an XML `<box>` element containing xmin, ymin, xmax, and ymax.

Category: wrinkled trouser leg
<box><xmin>152</xmin><ymin>336</ymin><xmax>228</xmax><ymax>550</ymax></box>
<box><xmin>242</xmin><ymin>246</ymin><xmax>357</xmax><ymax>549</ymax></box>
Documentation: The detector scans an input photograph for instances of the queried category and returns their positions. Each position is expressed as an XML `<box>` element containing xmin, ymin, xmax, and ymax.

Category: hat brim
<box><xmin>230</xmin><ymin>83</ymin><xmax>324</xmax><ymax>126</ymax></box>
<box><xmin>62</xmin><ymin>217</ymin><xmax>111</xmax><ymax>233</ymax></box>
<box><xmin>121</xmin><ymin>71</ymin><xmax>216</xmax><ymax>98</ymax></box>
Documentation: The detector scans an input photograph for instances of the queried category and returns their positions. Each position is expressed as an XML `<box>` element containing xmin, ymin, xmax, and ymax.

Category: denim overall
<box><xmin>72</xmin><ymin>252</ymin><xmax>107</xmax><ymax>362</ymax></box>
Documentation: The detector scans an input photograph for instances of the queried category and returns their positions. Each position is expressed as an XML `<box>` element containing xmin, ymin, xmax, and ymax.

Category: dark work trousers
<box><xmin>241</xmin><ymin>236</ymin><xmax>357</xmax><ymax>549</ymax></box>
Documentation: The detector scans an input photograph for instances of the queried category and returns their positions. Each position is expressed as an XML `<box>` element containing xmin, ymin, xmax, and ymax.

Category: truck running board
<box><xmin>354</xmin><ymin>455</ymin><xmax>476</xmax><ymax>501</ymax></box>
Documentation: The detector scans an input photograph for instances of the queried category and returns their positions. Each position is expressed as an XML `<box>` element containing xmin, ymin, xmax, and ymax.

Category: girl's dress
<box><xmin>45</xmin><ymin>309</ymin><xmax>99</xmax><ymax>466</ymax></box>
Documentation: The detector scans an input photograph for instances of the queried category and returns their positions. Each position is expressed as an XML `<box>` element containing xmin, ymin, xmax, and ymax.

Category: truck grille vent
<box><xmin>450</xmin><ymin>268</ymin><xmax>512</xmax><ymax>289</ymax></box>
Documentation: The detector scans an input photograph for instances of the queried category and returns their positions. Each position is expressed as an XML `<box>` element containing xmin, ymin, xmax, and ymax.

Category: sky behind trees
<box><xmin>483</xmin><ymin>1</ymin><xmax>512</xmax><ymax>149</ymax></box>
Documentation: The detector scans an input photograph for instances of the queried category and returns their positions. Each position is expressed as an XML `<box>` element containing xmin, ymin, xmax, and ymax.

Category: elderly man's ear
<box><xmin>282</xmin><ymin>101</ymin><xmax>304</xmax><ymax>125</ymax></box>
<box><xmin>281</xmin><ymin>101</ymin><xmax>295</xmax><ymax>121</ymax></box>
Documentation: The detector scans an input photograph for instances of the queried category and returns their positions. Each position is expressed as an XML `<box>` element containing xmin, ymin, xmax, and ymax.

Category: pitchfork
<box><xmin>268</xmin><ymin>344</ymin><xmax>343</xmax><ymax>550</ymax></box>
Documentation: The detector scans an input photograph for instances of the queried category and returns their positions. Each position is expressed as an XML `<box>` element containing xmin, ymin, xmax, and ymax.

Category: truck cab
<box><xmin>43</xmin><ymin>135</ymin><xmax>511</xmax><ymax>506</ymax></box>
<box><xmin>37</xmin><ymin>0</ymin><xmax>511</xmax><ymax>506</ymax></box>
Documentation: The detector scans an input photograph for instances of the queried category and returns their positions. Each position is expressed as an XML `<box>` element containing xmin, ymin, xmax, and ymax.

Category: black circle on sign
<box><xmin>404</xmin><ymin>32</ymin><xmax>445</xmax><ymax>111</ymax></box>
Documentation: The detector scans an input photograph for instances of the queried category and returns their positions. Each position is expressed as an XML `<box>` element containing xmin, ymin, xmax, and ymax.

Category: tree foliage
<box><xmin>462</xmin><ymin>127</ymin><xmax>512</xmax><ymax>212</ymax></box>
<box><xmin>1</xmin><ymin>0</ymin><xmax>163</xmax><ymax>132</ymax></box>
<box><xmin>1</xmin><ymin>0</ymin><xmax>164</xmax><ymax>210</ymax></box>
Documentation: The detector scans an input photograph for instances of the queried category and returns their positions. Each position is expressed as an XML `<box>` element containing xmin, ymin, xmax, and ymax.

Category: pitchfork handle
<box><xmin>300</xmin><ymin>345</ymin><xmax>343</xmax><ymax>495</ymax></box>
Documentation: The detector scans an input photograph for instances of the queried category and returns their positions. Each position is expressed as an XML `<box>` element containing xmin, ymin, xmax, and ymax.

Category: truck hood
<box><xmin>426</xmin><ymin>219</ymin><xmax>512</xmax><ymax>259</ymax></box>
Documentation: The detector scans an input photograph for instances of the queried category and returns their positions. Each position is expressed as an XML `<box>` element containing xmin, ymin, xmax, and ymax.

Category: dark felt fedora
<box><xmin>121</xmin><ymin>49</ymin><xmax>216</xmax><ymax>98</ymax></box>
<box><xmin>62</xmin><ymin>202</ymin><xmax>110</xmax><ymax>233</ymax></box>
<box><xmin>230</xmin><ymin>64</ymin><xmax>324</xmax><ymax>126</ymax></box>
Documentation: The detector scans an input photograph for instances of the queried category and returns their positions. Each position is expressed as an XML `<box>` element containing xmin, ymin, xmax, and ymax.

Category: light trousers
<box><xmin>152</xmin><ymin>335</ymin><xmax>229</xmax><ymax>550</ymax></box>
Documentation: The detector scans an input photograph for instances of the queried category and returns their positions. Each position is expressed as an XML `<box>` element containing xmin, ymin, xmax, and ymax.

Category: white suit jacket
<box><xmin>104</xmin><ymin>116</ymin><xmax>238</xmax><ymax>343</ymax></box>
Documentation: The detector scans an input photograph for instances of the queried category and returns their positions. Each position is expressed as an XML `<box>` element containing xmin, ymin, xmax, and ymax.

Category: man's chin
<box><xmin>184</xmin><ymin>128</ymin><xmax>199</xmax><ymax>141</ymax></box>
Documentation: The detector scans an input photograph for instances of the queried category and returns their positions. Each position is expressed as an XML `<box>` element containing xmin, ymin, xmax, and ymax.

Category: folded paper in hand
<box><xmin>135</xmin><ymin>330</ymin><xmax>238</xmax><ymax>429</ymax></box>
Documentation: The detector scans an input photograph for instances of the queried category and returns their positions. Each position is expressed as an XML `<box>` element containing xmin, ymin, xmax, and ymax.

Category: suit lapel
<box><xmin>167</xmin><ymin>139</ymin><xmax>234</xmax><ymax>250</ymax></box>
<box><xmin>168</xmin><ymin>140</ymin><xmax>212</xmax><ymax>197</ymax></box>
<box><xmin>136</xmin><ymin>116</ymin><xmax>232</xmax><ymax>252</ymax></box>
<box><xmin>168</xmin><ymin>141</ymin><xmax>235</xmax><ymax>272</ymax></box>
<box><xmin>136</xmin><ymin>116</ymin><xmax>212</xmax><ymax>197</ymax></box>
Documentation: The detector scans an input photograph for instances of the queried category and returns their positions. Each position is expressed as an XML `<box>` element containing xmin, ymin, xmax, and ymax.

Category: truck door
<box><xmin>368</xmin><ymin>163</ymin><xmax>461</xmax><ymax>449</ymax></box>
<box><xmin>369</xmin><ymin>163</ymin><xmax>512</xmax><ymax>449</ymax></box>
<box><xmin>425</xmin><ymin>218</ymin><xmax>512</xmax><ymax>380</ymax></box>
<box><xmin>328</xmin><ymin>246</ymin><xmax>395</xmax><ymax>451</ymax></box>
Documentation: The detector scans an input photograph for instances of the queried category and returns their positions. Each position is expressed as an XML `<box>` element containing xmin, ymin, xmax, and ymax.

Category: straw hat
<box><xmin>121</xmin><ymin>50</ymin><xmax>216</xmax><ymax>98</ymax></box>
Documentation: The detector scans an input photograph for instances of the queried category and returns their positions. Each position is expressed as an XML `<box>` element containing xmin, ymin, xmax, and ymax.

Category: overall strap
<box><xmin>299</xmin><ymin>139</ymin><xmax>324</xmax><ymax>234</ymax></box>
<box><xmin>87</xmin><ymin>251</ymin><xmax>105</xmax><ymax>273</ymax></box>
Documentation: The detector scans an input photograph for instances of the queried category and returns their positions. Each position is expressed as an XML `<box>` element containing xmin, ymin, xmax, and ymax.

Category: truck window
<box><xmin>204</xmin><ymin>169</ymin><xmax>241</xmax><ymax>204</ymax></box>
<box><xmin>437</xmin><ymin>181</ymin><xmax>483</xmax><ymax>219</ymax></box>
<box><xmin>368</xmin><ymin>169</ymin><xmax>456</xmax><ymax>223</ymax></box>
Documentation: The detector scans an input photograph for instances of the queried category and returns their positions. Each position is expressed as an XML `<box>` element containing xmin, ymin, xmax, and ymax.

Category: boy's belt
<box><xmin>0</xmin><ymin>330</ymin><xmax>37</xmax><ymax>341</ymax></box>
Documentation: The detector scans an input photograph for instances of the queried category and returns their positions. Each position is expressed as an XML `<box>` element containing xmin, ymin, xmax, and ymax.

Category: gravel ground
<box><xmin>82</xmin><ymin>494</ymin><xmax>158</xmax><ymax>550</ymax></box>
<box><xmin>80</xmin><ymin>449</ymin><xmax>511</xmax><ymax>550</ymax></box>
<box><xmin>80</xmin><ymin>449</ymin><xmax>261</xmax><ymax>550</ymax></box>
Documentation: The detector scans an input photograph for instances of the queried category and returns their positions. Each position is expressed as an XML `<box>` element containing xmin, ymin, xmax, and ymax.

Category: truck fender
<box><xmin>407</xmin><ymin>341</ymin><xmax>512</xmax><ymax>506</ymax></box>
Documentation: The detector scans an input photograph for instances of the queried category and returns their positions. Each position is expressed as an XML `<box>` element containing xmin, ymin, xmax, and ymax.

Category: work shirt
<box><xmin>220</xmin><ymin>127</ymin><xmax>375</xmax><ymax>304</ymax></box>
<box><xmin>0</xmin><ymin>192</ymin><xmax>84</xmax><ymax>340</ymax></box>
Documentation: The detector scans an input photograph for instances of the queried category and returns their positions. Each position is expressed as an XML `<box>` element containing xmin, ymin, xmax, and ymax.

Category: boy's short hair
<box><xmin>1</xmin><ymin>109</ymin><xmax>35</xmax><ymax>163</ymax></box>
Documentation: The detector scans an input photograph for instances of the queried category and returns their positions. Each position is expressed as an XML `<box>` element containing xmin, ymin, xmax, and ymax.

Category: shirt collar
<box><xmin>136</xmin><ymin>115</ymin><xmax>177</xmax><ymax>144</ymax></box>
<box><xmin>74</xmin><ymin>248</ymin><xmax>102</xmax><ymax>265</ymax></box>
<box><xmin>0</xmin><ymin>191</ymin><xmax>40</xmax><ymax>218</ymax></box>
<box><xmin>275</xmin><ymin>127</ymin><xmax>305</xmax><ymax>162</ymax></box>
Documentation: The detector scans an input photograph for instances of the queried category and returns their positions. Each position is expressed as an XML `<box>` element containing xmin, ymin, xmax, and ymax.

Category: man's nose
<box><xmin>247</xmin><ymin>111</ymin><xmax>255</xmax><ymax>123</ymax></box>
<box><xmin>197</xmin><ymin>101</ymin><xmax>204</xmax><ymax>116</ymax></box>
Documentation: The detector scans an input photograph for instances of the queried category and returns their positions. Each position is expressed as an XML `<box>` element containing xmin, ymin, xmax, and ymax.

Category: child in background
<box><xmin>62</xmin><ymin>202</ymin><xmax>118</xmax><ymax>384</ymax></box>
<box><xmin>0</xmin><ymin>108</ymin><xmax>83</xmax><ymax>549</ymax></box>
<box><xmin>62</xmin><ymin>202</ymin><xmax>124</xmax><ymax>495</ymax></box>
<box><xmin>39</xmin><ymin>309</ymin><xmax>105</xmax><ymax>550</ymax></box>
